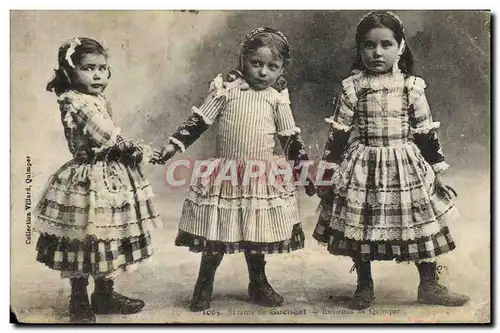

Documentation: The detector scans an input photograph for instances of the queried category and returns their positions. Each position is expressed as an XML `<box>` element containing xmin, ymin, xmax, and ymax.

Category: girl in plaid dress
<box><xmin>313</xmin><ymin>11</ymin><xmax>469</xmax><ymax>309</ymax></box>
<box><xmin>154</xmin><ymin>27</ymin><xmax>314</xmax><ymax>312</ymax></box>
<box><xmin>33</xmin><ymin>37</ymin><xmax>163</xmax><ymax>322</ymax></box>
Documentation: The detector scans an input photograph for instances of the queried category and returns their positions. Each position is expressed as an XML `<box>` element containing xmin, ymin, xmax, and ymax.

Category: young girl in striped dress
<box><xmin>33</xmin><ymin>37</ymin><xmax>162</xmax><ymax>323</ymax></box>
<box><xmin>155</xmin><ymin>27</ymin><xmax>314</xmax><ymax>311</ymax></box>
<box><xmin>313</xmin><ymin>11</ymin><xmax>469</xmax><ymax>310</ymax></box>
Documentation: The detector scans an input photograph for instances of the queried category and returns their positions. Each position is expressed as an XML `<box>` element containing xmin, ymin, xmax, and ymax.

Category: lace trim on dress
<box><xmin>33</xmin><ymin>215</ymin><xmax>163</xmax><ymax>241</ymax></box>
<box><xmin>210</xmin><ymin>73</ymin><xmax>242</xmax><ymax>98</ymax></box>
<box><xmin>184</xmin><ymin>187</ymin><xmax>298</xmax><ymax>210</ymax></box>
<box><xmin>408</xmin><ymin>76</ymin><xmax>427</xmax><ymax>106</ymax></box>
<box><xmin>325</xmin><ymin>117</ymin><xmax>354</xmax><ymax>132</ymax></box>
<box><xmin>41</xmin><ymin>182</ymin><xmax>155</xmax><ymax>209</ymax></box>
<box><xmin>276</xmin><ymin>88</ymin><xmax>291</xmax><ymax>105</ymax></box>
<box><xmin>318</xmin><ymin>208</ymin><xmax>458</xmax><ymax>241</ymax></box>
<box><xmin>341</xmin><ymin>72</ymin><xmax>362</xmax><ymax>107</ymax></box>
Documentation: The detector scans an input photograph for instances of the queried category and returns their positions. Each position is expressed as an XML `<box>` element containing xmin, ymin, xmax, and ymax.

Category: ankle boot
<box><xmin>416</xmin><ymin>262</ymin><xmax>469</xmax><ymax>306</ymax></box>
<box><xmin>69</xmin><ymin>277</ymin><xmax>96</xmax><ymax>323</ymax></box>
<box><xmin>91</xmin><ymin>278</ymin><xmax>145</xmax><ymax>315</ymax></box>
<box><xmin>189</xmin><ymin>253</ymin><xmax>224</xmax><ymax>312</ymax></box>
<box><xmin>349</xmin><ymin>257</ymin><xmax>374</xmax><ymax>310</ymax></box>
<box><xmin>245</xmin><ymin>252</ymin><xmax>284</xmax><ymax>307</ymax></box>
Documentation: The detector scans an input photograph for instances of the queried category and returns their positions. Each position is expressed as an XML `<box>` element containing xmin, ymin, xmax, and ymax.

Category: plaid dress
<box><xmin>313</xmin><ymin>71</ymin><xmax>458</xmax><ymax>262</ymax></box>
<box><xmin>33</xmin><ymin>90</ymin><xmax>162</xmax><ymax>277</ymax></box>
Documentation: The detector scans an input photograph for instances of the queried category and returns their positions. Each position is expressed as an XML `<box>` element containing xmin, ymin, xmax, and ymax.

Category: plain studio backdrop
<box><xmin>10</xmin><ymin>11</ymin><xmax>490</xmax><ymax>323</ymax></box>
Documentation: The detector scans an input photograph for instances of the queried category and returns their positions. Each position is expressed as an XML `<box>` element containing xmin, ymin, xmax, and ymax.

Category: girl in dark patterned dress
<box><xmin>155</xmin><ymin>27</ymin><xmax>314</xmax><ymax>311</ymax></box>
<box><xmin>33</xmin><ymin>37</ymin><xmax>163</xmax><ymax>323</ymax></box>
<box><xmin>313</xmin><ymin>11</ymin><xmax>469</xmax><ymax>309</ymax></box>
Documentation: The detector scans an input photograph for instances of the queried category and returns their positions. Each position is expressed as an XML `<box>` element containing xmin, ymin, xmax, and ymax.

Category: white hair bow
<box><xmin>64</xmin><ymin>37</ymin><xmax>82</xmax><ymax>68</ymax></box>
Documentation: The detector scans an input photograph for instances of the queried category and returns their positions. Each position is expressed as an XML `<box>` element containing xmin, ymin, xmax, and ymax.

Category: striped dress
<box><xmin>170</xmin><ymin>75</ymin><xmax>306</xmax><ymax>254</ymax></box>
<box><xmin>313</xmin><ymin>71</ymin><xmax>458</xmax><ymax>262</ymax></box>
<box><xmin>33</xmin><ymin>90</ymin><xmax>163</xmax><ymax>278</ymax></box>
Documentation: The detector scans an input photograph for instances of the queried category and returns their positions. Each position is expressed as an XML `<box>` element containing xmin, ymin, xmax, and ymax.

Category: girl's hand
<box><xmin>435</xmin><ymin>172</ymin><xmax>458</xmax><ymax>199</ymax></box>
<box><xmin>293</xmin><ymin>161</ymin><xmax>317</xmax><ymax>196</ymax></box>
<box><xmin>161</xmin><ymin>143</ymin><xmax>177</xmax><ymax>163</ymax></box>
<box><xmin>151</xmin><ymin>147</ymin><xmax>164</xmax><ymax>164</ymax></box>
<box><xmin>163</xmin><ymin>144</ymin><xmax>178</xmax><ymax>161</ymax></box>
<box><xmin>140</xmin><ymin>144</ymin><xmax>154</xmax><ymax>164</ymax></box>
<box><xmin>151</xmin><ymin>144</ymin><xmax>177</xmax><ymax>164</ymax></box>
<box><xmin>305</xmin><ymin>178</ymin><xmax>317</xmax><ymax>197</ymax></box>
<box><xmin>149</xmin><ymin>155</ymin><xmax>162</xmax><ymax>165</ymax></box>
<box><xmin>317</xmin><ymin>186</ymin><xmax>333</xmax><ymax>202</ymax></box>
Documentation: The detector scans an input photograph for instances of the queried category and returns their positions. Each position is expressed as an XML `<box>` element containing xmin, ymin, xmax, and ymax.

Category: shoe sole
<box><xmin>249</xmin><ymin>294</ymin><xmax>284</xmax><ymax>307</ymax></box>
<box><xmin>189</xmin><ymin>304</ymin><xmax>210</xmax><ymax>312</ymax></box>
<box><xmin>91</xmin><ymin>304</ymin><xmax>145</xmax><ymax>315</ymax></box>
<box><xmin>248</xmin><ymin>285</ymin><xmax>284</xmax><ymax>307</ymax></box>
<box><xmin>348</xmin><ymin>296</ymin><xmax>375</xmax><ymax>310</ymax></box>
<box><xmin>417</xmin><ymin>299</ymin><xmax>469</xmax><ymax>307</ymax></box>
<box><xmin>348</xmin><ymin>303</ymin><xmax>373</xmax><ymax>310</ymax></box>
<box><xmin>92</xmin><ymin>308</ymin><xmax>144</xmax><ymax>315</ymax></box>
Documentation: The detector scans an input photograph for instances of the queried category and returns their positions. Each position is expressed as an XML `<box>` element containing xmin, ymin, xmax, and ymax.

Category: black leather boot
<box><xmin>416</xmin><ymin>262</ymin><xmax>469</xmax><ymax>306</ymax></box>
<box><xmin>91</xmin><ymin>278</ymin><xmax>145</xmax><ymax>315</ymax></box>
<box><xmin>189</xmin><ymin>253</ymin><xmax>224</xmax><ymax>312</ymax></box>
<box><xmin>69</xmin><ymin>277</ymin><xmax>96</xmax><ymax>323</ymax></box>
<box><xmin>245</xmin><ymin>253</ymin><xmax>284</xmax><ymax>307</ymax></box>
<box><xmin>349</xmin><ymin>257</ymin><xmax>375</xmax><ymax>310</ymax></box>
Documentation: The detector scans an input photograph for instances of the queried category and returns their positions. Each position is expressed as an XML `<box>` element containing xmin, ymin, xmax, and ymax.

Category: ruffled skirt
<box><xmin>313</xmin><ymin>141</ymin><xmax>458</xmax><ymax>262</ymax></box>
<box><xmin>175</xmin><ymin>157</ymin><xmax>305</xmax><ymax>254</ymax></box>
<box><xmin>33</xmin><ymin>159</ymin><xmax>163</xmax><ymax>276</ymax></box>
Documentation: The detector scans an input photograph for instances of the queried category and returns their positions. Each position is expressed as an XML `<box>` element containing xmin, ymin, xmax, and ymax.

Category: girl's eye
<box><xmin>269</xmin><ymin>64</ymin><xmax>279</xmax><ymax>71</ymax></box>
<box><xmin>364</xmin><ymin>41</ymin><xmax>376</xmax><ymax>49</ymax></box>
<box><xmin>82</xmin><ymin>67</ymin><xmax>93</xmax><ymax>71</ymax></box>
<box><xmin>99</xmin><ymin>66</ymin><xmax>108</xmax><ymax>72</ymax></box>
<box><xmin>382</xmin><ymin>41</ymin><xmax>393</xmax><ymax>48</ymax></box>
<box><xmin>251</xmin><ymin>60</ymin><xmax>261</xmax><ymax>67</ymax></box>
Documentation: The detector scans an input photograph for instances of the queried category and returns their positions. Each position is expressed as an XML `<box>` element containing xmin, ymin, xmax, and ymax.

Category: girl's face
<box><xmin>71</xmin><ymin>53</ymin><xmax>109</xmax><ymax>95</ymax></box>
<box><xmin>360</xmin><ymin>27</ymin><xmax>400</xmax><ymax>74</ymax></box>
<box><xmin>243</xmin><ymin>46</ymin><xmax>284</xmax><ymax>90</ymax></box>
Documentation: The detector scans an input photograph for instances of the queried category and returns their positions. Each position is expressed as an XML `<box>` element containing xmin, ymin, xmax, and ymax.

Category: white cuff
<box><xmin>325</xmin><ymin>117</ymin><xmax>353</xmax><ymax>132</ymax></box>
<box><xmin>277</xmin><ymin>127</ymin><xmax>301</xmax><ymax>136</ymax></box>
<box><xmin>169</xmin><ymin>136</ymin><xmax>186</xmax><ymax>153</ymax></box>
<box><xmin>192</xmin><ymin>106</ymin><xmax>213</xmax><ymax>125</ymax></box>
<box><xmin>432</xmin><ymin>161</ymin><xmax>450</xmax><ymax>173</ymax></box>
<box><xmin>411</xmin><ymin>122</ymin><xmax>440</xmax><ymax>135</ymax></box>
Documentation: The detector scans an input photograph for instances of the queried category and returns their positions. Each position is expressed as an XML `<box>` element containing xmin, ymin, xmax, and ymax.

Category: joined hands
<box><xmin>150</xmin><ymin>143</ymin><xmax>177</xmax><ymax>165</ymax></box>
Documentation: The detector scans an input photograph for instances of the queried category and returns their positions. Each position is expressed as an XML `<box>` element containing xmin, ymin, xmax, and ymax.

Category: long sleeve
<box><xmin>168</xmin><ymin>74</ymin><xmax>228</xmax><ymax>152</ymax></box>
<box><xmin>274</xmin><ymin>89</ymin><xmax>309</xmax><ymax>166</ymax></box>
<box><xmin>320</xmin><ymin>77</ymin><xmax>357</xmax><ymax>181</ymax></box>
<box><xmin>59</xmin><ymin>91</ymin><xmax>147</xmax><ymax>165</ymax></box>
<box><xmin>322</xmin><ymin>95</ymin><xmax>355</xmax><ymax>164</ymax></box>
<box><xmin>408</xmin><ymin>77</ymin><xmax>448</xmax><ymax>173</ymax></box>
<box><xmin>277</xmin><ymin>133</ymin><xmax>310</xmax><ymax>171</ymax></box>
<box><xmin>60</xmin><ymin>95</ymin><xmax>120</xmax><ymax>149</ymax></box>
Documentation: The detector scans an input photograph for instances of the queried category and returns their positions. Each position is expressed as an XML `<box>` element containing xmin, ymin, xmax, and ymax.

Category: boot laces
<box><xmin>422</xmin><ymin>264</ymin><xmax>449</xmax><ymax>292</ymax></box>
<box><xmin>434</xmin><ymin>264</ymin><xmax>449</xmax><ymax>290</ymax></box>
<box><xmin>436</xmin><ymin>264</ymin><xmax>448</xmax><ymax>275</ymax></box>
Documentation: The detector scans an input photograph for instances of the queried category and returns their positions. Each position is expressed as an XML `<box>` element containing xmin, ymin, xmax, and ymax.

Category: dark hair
<box><xmin>239</xmin><ymin>31</ymin><xmax>291</xmax><ymax>91</ymax></box>
<box><xmin>46</xmin><ymin>37</ymin><xmax>110</xmax><ymax>96</ymax></box>
<box><xmin>350</xmin><ymin>11</ymin><xmax>414</xmax><ymax>75</ymax></box>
